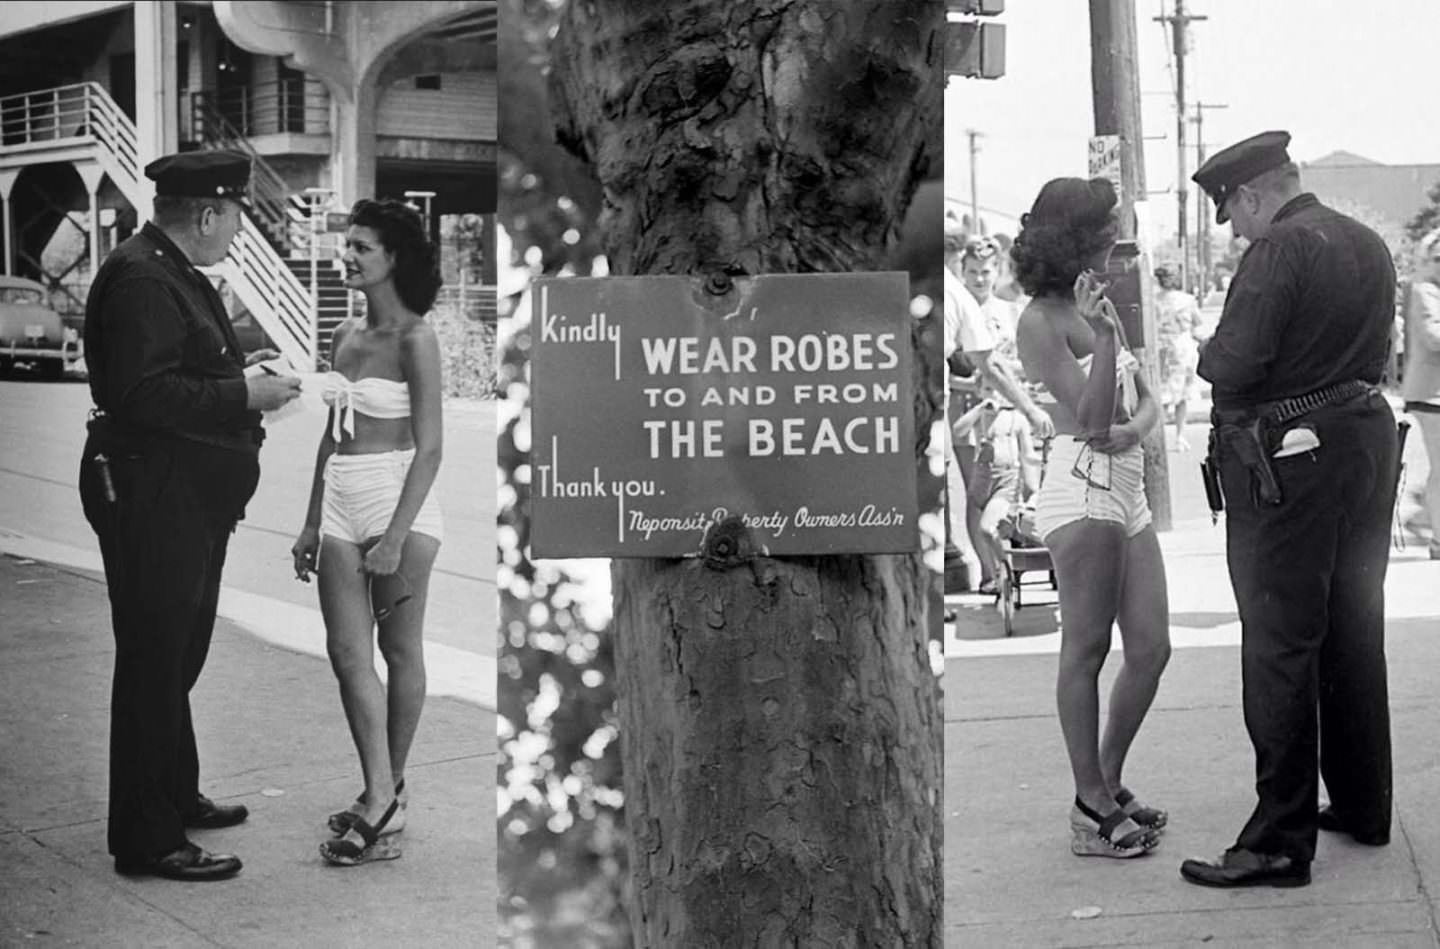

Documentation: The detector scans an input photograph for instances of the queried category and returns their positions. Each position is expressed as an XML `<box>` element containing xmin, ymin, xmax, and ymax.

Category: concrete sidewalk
<box><xmin>0</xmin><ymin>553</ymin><xmax>496</xmax><ymax>948</ymax></box>
<box><xmin>943</xmin><ymin>503</ymin><xmax>1440</xmax><ymax>946</ymax></box>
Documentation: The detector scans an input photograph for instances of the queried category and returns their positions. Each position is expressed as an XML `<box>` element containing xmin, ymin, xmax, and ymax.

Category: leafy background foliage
<box><xmin>496</xmin><ymin>2</ymin><xmax>631</xmax><ymax>946</ymax></box>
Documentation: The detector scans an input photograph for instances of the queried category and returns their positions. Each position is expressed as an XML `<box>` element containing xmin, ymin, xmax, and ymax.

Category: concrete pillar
<box><xmin>135</xmin><ymin>0</ymin><xmax>179</xmax><ymax>211</ymax></box>
<box><xmin>332</xmin><ymin>79</ymin><xmax>378</xmax><ymax>206</ymax></box>
<box><xmin>0</xmin><ymin>170</ymin><xmax>16</xmax><ymax>276</ymax></box>
<box><xmin>76</xmin><ymin>163</ymin><xmax>107</xmax><ymax>280</ymax></box>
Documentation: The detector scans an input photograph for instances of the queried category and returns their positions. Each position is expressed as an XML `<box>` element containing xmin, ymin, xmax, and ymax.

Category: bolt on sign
<box><xmin>529</xmin><ymin>273</ymin><xmax>919</xmax><ymax>558</ymax></box>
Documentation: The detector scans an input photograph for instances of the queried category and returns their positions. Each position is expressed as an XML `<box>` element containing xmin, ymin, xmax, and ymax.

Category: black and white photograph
<box><xmin>944</xmin><ymin>1</ymin><xmax>1440</xmax><ymax>945</ymax></box>
<box><xmin>0</xmin><ymin>1</ymin><xmax>498</xmax><ymax>944</ymax></box>
<box><xmin>496</xmin><ymin>1</ymin><xmax>946</xmax><ymax>945</ymax></box>
<box><xmin>12</xmin><ymin>0</ymin><xmax>1440</xmax><ymax>945</ymax></box>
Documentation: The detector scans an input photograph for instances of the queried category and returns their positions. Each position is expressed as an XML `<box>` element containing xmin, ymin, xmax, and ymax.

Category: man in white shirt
<box><xmin>944</xmin><ymin>227</ymin><xmax>1054</xmax><ymax>594</ymax></box>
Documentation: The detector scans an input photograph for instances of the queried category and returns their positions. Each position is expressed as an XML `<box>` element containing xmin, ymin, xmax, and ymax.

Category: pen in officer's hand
<box><xmin>260</xmin><ymin>363</ymin><xmax>279</xmax><ymax>376</ymax></box>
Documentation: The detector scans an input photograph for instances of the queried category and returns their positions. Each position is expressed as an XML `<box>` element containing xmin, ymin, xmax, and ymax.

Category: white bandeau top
<box><xmin>1034</xmin><ymin>348</ymin><xmax>1141</xmax><ymax>417</ymax></box>
<box><xmin>320</xmin><ymin>371</ymin><xmax>410</xmax><ymax>441</ymax></box>
<box><xmin>1077</xmin><ymin>349</ymin><xmax>1140</xmax><ymax>415</ymax></box>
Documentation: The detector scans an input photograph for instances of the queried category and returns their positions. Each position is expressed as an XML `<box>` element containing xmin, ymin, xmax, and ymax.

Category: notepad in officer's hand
<box><xmin>243</xmin><ymin>356</ymin><xmax>305</xmax><ymax>424</ymax></box>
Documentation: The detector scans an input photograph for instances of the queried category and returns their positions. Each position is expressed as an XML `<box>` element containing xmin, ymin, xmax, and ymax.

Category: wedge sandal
<box><xmin>320</xmin><ymin>798</ymin><xmax>402</xmax><ymax>867</ymax></box>
<box><xmin>1070</xmin><ymin>797</ymin><xmax>1158</xmax><ymax>858</ymax></box>
<box><xmin>1115</xmin><ymin>786</ymin><xmax>1167</xmax><ymax>831</ymax></box>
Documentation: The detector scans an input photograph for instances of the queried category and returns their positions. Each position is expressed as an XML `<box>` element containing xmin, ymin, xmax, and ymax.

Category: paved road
<box><xmin>0</xmin><ymin>377</ymin><xmax>496</xmax><ymax>706</ymax></box>
<box><xmin>1</xmin><ymin>553</ymin><xmax>495</xmax><ymax>948</ymax></box>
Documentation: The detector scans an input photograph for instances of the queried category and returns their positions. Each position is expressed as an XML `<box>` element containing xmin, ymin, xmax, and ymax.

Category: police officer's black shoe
<box><xmin>184</xmin><ymin>794</ymin><xmax>249</xmax><ymax>829</ymax></box>
<box><xmin>1179</xmin><ymin>847</ymin><xmax>1310</xmax><ymax>888</ymax></box>
<box><xmin>1317</xmin><ymin>806</ymin><xmax>1389</xmax><ymax>846</ymax></box>
<box><xmin>115</xmin><ymin>842</ymin><xmax>242</xmax><ymax>881</ymax></box>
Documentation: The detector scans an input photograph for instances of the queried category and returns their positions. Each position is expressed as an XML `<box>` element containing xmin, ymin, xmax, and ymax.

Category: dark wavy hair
<box><xmin>349</xmin><ymin>198</ymin><xmax>442</xmax><ymax>314</ymax></box>
<box><xmin>1010</xmin><ymin>178</ymin><xmax>1119</xmax><ymax>298</ymax></box>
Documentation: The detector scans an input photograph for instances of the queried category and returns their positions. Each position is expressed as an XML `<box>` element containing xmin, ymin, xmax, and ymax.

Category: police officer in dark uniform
<box><xmin>1179</xmin><ymin>131</ymin><xmax>1399</xmax><ymax>888</ymax></box>
<box><xmin>79</xmin><ymin>150</ymin><xmax>301</xmax><ymax>881</ymax></box>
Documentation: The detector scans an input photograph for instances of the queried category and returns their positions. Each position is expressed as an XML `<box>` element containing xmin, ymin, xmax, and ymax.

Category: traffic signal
<box><xmin>946</xmin><ymin>21</ymin><xmax>1006</xmax><ymax>80</ymax></box>
<box><xmin>947</xmin><ymin>0</ymin><xmax>1005</xmax><ymax>12</ymax></box>
<box><xmin>946</xmin><ymin>0</ymin><xmax>1005</xmax><ymax>80</ymax></box>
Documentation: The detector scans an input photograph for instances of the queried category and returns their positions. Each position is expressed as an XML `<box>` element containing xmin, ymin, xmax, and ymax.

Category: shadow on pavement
<box><xmin>0</xmin><ymin>553</ymin><xmax>496</xmax><ymax>947</ymax></box>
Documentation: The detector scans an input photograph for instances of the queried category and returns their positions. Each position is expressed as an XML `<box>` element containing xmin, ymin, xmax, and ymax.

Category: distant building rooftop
<box><xmin>1300</xmin><ymin>151</ymin><xmax>1440</xmax><ymax>229</ymax></box>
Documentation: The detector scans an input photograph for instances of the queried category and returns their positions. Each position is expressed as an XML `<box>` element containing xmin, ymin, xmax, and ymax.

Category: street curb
<box><xmin>0</xmin><ymin>526</ymin><xmax>495</xmax><ymax>710</ymax></box>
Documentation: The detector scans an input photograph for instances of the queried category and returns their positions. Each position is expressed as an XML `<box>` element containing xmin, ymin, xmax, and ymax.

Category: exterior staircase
<box><xmin>283</xmin><ymin>256</ymin><xmax>351</xmax><ymax>361</ymax></box>
<box><xmin>190</xmin><ymin>93</ymin><xmax>308</xmax><ymax>255</ymax></box>
<box><xmin>0</xmin><ymin>83</ymin><xmax>319</xmax><ymax>369</ymax></box>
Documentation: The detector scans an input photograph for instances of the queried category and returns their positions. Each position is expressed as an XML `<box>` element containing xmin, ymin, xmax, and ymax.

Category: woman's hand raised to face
<box><xmin>1074</xmin><ymin>271</ymin><xmax>1121</xmax><ymax>336</ymax></box>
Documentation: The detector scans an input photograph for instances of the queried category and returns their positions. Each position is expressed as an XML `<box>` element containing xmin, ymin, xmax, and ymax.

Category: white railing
<box><xmin>215</xmin><ymin>214</ymin><xmax>318</xmax><ymax>369</ymax></box>
<box><xmin>0</xmin><ymin>83</ymin><xmax>141</xmax><ymax>186</ymax></box>
<box><xmin>0</xmin><ymin>82</ymin><xmax>318</xmax><ymax>369</ymax></box>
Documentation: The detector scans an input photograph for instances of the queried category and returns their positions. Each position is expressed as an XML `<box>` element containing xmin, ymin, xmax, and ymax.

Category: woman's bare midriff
<box><xmin>333</xmin><ymin>413</ymin><xmax>416</xmax><ymax>455</ymax></box>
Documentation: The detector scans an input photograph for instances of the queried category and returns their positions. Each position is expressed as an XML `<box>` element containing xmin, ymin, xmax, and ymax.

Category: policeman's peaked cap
<box><xmin>1192</xmin><ymin>130</ymin><xmax>1292</xmax><ymax>225</ymax></box>
<box><xmin>144</xmin><ymin>150</ymin><xmax>252</xmax><ymax>206</ymax></box>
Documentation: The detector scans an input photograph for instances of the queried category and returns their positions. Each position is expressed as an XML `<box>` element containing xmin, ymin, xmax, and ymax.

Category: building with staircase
<box><xmin>0</xmin><ymin>0</ymin><xmax>497</xmax><ymax>370</ymax></box>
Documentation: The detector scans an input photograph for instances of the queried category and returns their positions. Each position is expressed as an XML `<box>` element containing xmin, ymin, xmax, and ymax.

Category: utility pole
<box><xmin>1090</xmin><ymin>0</ymin><xmax>1171</xmax><ymax>530</ymax></box>
<box><xmin>966</xmin><ymin>128</ymin><xmax>982</xmax><ymax>234</ymax></box>
<box><xmin>1155</xmin><ymin>0</ymin><xmax>1206</xmax><ymax>291</ymax></box>
<box><xmin>1190</xmin><ymin>101</ymin><xmax>1227</xmax><ymax>295</ymax></box>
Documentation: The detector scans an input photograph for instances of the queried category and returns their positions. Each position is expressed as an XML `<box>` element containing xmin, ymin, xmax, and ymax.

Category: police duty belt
<box><xmin>1206</xmin><ymin>379</ymin><xmax>1375</xmax><ymax>511</ymax></box>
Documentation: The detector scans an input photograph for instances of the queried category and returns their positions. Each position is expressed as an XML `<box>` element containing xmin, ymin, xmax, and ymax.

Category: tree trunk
<box><xmin>550</xmin><ymin>3</ymin><xmax>944</xmax><ymax>946</ymax></box>
<box><xmin>1089</xmin><ymin>0</ymin><xmax>1172</xmax><ymax>530</ymax></box>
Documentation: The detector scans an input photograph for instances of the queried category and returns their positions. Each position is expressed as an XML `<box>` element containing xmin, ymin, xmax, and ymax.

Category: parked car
<box><xmin>0</xmin><ymin>275</ymin><xmax>80</xmax><ymax>380</ymax></box>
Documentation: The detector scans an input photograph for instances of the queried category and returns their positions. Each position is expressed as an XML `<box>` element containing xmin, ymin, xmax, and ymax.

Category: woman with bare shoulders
<box><xmin>1011</xmin><ymin>178</ymin><xmax>1172</xmax><ymax>859</ymax></box>
<box><xmin>290</xmin><ymin>199</ymin><xmax>444</xmax><ymax>866</ymax></box>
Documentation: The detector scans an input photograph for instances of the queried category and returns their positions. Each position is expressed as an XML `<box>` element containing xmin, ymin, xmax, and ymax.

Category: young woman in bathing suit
<box><xmin>1012</xmin><ymin>177</ymin><xmax>1173</xmax><ymax>860</ymax></box>
<box><xmin>291</xmin><ymin>199</ymin><xmax>444</xmax><ymax>866</ymax></box>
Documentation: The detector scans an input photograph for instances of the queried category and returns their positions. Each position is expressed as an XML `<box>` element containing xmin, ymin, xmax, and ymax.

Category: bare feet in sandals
<box><xmin>1070</xmin><ymin>797</ymin><xmax>1160</xmax><ymax>858</ymax></box>
<box><xmin>321</xmin><ymin>797</ymin><xmax>402</xmax><ymax>866</ymax></box>
<box><xmin>328</xmin><ymin>778</ymin><xmax>407</xmax><ymax>836</ymax></box>
<box><xmin>1115</xmin><ymin>786</ymin><xmax>1168</xmax><ymax>832</ymax></box>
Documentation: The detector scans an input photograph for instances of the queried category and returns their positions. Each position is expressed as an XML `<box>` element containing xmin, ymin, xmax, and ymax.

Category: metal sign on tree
<box><xmin>529</xmin><ymin>272</ymin><xmax>919</xmax><ymax>558</ymax></box>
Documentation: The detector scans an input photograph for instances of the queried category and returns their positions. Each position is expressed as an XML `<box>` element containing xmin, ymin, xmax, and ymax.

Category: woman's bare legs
<box><xmin>1174</xmin><ymin>396</ymin><xmax>1191</xmax><ymax>451</ymax></box>
<box><xmin>1047</xmin><ymin>518</ymin><xmax>1127</xmax><ymax>815</ymax></box>
<box><xmin>372</xmin><ymin>531</ymin><xmax>440</xmax><ymax>792</ymax></box>
<box><xmin>1099</xmin><ymin>525</ymin><xmax>1172</xmax><ymax>794</ymax></box>
<box><xmin>319</xmin><ymin>537</ymin><xmax>396</xmax><ymax>828</ymax></box>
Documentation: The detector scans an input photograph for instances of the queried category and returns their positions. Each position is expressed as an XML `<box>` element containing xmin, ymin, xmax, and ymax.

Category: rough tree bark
<box><xmin>550</xmin><ymin>3</ymin><xmax>944</xmax><ymax>946</ymax></box>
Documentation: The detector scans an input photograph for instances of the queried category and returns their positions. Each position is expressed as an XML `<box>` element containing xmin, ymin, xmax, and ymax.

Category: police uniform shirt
<box><xmin>85</xmin><ymin>222</ymin><xmax>262</xmax><ymax>452</ymax></box>
<box><xmin>1197</xmin><ymin>193</ymin><xmax>1395</xmax><ymax>411</ymax></box>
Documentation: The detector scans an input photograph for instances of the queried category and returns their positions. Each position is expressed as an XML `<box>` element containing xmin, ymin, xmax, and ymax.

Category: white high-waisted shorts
<box><xmin>1034</xmin><ymin>437</ymin><xmax>1151</xmax><ymax>541</ymax></box>
<box><xmin>321</xmin><ymin>449</ymin><xmax>443</xmax><ymax>545</ymax></box>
